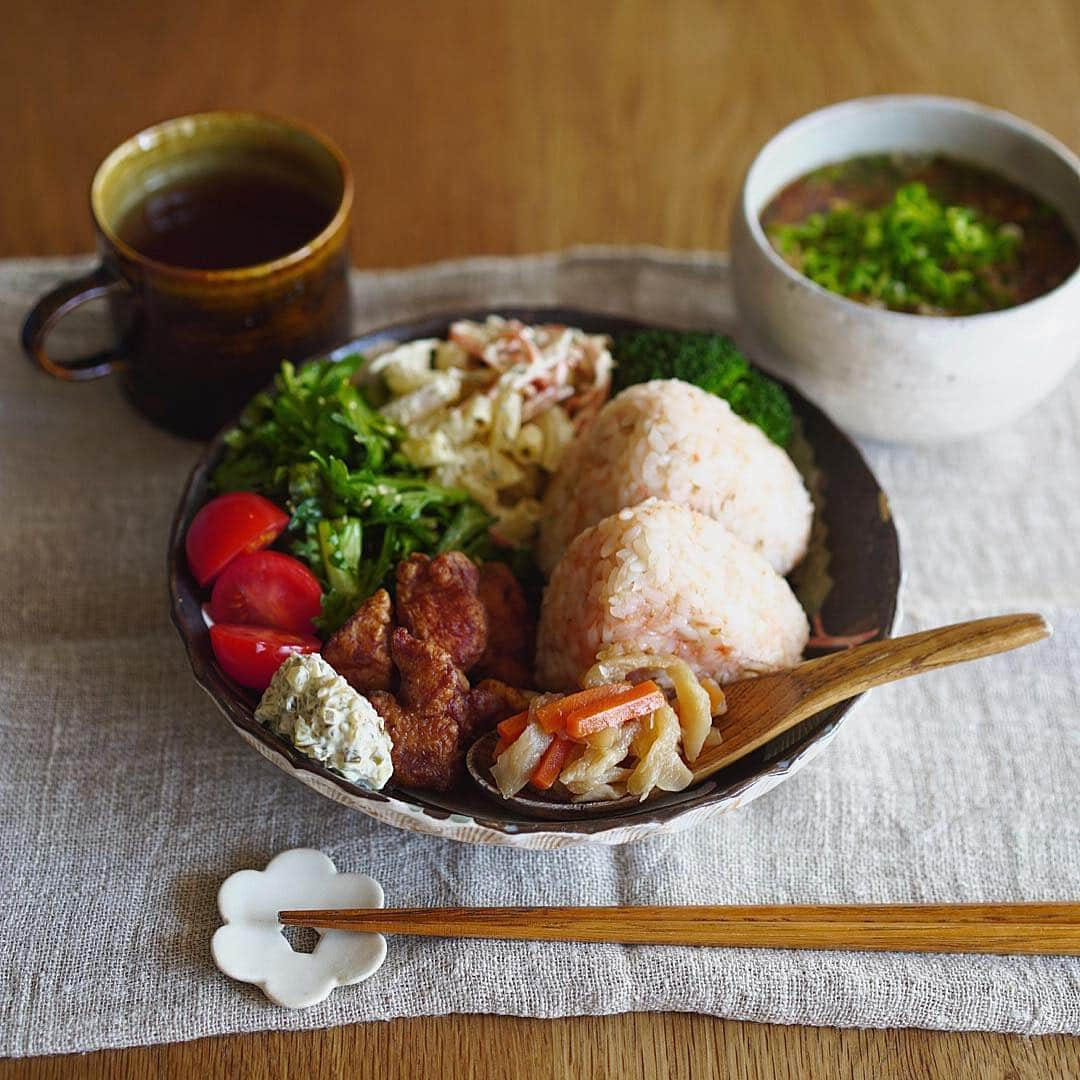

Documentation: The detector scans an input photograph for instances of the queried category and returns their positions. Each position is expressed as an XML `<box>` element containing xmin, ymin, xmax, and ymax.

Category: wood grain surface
<box><xmin>2</xmin><ymin>0</ymin><xmax>1078</xmax><ymax>1075</ymax></box>
<box><xmin>3</xmin><ymin>0</ymin><xmax>1079</xmax><ymax>268</ymax></box>
<box><xmin>3</xmin><ymin>1018</ymin><xmax>1079</xmax><ymax>1080</ymax></box>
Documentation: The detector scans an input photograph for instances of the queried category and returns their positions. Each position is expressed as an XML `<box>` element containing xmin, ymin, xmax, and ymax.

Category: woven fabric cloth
<box><xmin>1</xmin><ymin>251</ymin><xmax>1078</xmax><ymax>1057</ymax></box>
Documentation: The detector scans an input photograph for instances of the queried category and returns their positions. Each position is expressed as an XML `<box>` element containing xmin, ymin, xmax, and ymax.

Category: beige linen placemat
<box><xmin>1</xmin><ymin>250</ymin><xmax>1078</xmax><ymax>1056</ymax></box>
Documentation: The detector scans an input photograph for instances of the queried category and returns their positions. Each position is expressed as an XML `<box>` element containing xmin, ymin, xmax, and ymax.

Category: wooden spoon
<box><xmin>466</xmin><ymin>613</ymin><xmax>1051</xmax><ymax>820</ymax></box>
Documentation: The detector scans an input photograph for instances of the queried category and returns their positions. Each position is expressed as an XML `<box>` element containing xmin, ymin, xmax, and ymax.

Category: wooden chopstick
<box><xmin>277</xmin><ymin>903</ymin><xmax>1080</xmax><ymax>956</ymax></box>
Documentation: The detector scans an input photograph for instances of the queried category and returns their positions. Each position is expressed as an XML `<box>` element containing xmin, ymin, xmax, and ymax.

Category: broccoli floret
<box><xmin>612</xmin><ymin>329</ymin><xmax>794</xmax><ymax>447</ymax></box>
<box><xmin>722</xmin><ymin>370</ymin><xmax>794</xmax><ymax>448</ymax></box>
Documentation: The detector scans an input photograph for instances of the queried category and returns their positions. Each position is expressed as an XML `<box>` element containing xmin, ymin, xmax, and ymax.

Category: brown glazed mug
<box><xmin>21</xmin><ymin>112</ymin><xmax>353</xmax><ymax>438</ymax></box>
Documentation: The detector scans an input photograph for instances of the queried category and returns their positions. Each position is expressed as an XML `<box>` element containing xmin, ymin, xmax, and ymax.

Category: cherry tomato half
<box><xmin>185</xmin><ymin>492</ymin><xmax>289</xmax><ymax>587</ymax></box>
<box><xmin>209</xmin><ymin>624</ymin><xmax>320</xmax><ymax>692</ymax></box>
<box><xmin>209</xmin><ymin>551</ymin><xmax>323</xmax><ymax>634</ymax></box>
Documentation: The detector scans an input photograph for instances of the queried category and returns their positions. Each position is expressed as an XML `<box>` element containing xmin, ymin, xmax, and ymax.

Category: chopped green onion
<box><xmin>768</xmin><ymin>182</ymin><xmax>1021</xmax><ymax>315</ymax></box>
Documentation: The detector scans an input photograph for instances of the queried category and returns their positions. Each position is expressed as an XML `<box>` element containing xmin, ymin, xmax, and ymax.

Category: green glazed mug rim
<box><xmin>89</xmin><ymin>109</ymin><xmax>354</xmax><ymax>282</ymax></box>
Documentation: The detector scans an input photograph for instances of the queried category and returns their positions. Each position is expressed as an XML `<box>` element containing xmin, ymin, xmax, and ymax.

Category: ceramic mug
<box><xmin>21</xmin><ymin>112</ymin><xmax>353</xmax><ymax>438</ymax></box>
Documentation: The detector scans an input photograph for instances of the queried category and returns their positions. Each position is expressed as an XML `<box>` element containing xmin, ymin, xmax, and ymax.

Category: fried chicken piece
<box><xmin>473</xmin><ymin>561</ymin><xmax>535</xmax><ymax>685</ymax></box>
<box><xmin>322</xmin><ymin>589</ymin><xmax>394</xmax><ymax>693</ymax></box>
<box><xmin>462</xmin><ymin>678</ymin><xmax>533</xmax><ymax>747</ymax></box>
<box><xmin>393</xmin><ymin>626</ymin><xmax>469</xmax><ymax>709</ymax></box>
<box><xmin>395</xmin><ymin>551</ymin><xmax>488</xmax><ymax>671</ymax></box>
<box><xmin>369</xmin><ymin>627</ymin><xmax>468</xmax><ymax>791</ymax></box>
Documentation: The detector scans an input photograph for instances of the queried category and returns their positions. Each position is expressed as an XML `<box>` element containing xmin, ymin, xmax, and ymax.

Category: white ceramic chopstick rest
<box><xmin>211</xmin><ymin>848</ymin><xmax>386</xmax><ymax>1008</ymax></box>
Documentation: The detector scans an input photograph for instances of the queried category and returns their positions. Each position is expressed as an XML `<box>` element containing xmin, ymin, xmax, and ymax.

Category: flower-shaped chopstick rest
<box><xmin>212</xmin><ymin>848</ymin><xmax>386</xmax><ymax>1008</ymax></box>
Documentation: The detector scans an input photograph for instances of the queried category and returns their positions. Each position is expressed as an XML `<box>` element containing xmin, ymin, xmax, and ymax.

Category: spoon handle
<box><xmin>278</xmin><ymin>902</ymin><xmax>1080</xmax><ymax>955</ymax></box>
<box><xmin>785</xmin><ymin>611</ymin><xmax>1050</xmax><ymax>715</ymax></box>
<box><xmin>693</xmin><ymin>613</ymin><xmax>1051</xmax><ymax>781</ymax></box>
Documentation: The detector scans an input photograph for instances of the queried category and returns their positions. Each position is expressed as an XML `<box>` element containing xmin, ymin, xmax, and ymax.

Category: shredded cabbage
<box><xmin>582</xmin><ymin>647</ymin><xmax>716</xmax><ymax>762</ymax></box>
<box><xmin>627</xmin><ymin>706</ymin><xmax>694</xmax><ymax>800</ymax></box>
<box><xmin>490</xmin><ymin>720</ymin><xmax>553</xmax><ymax>798</ymax></box>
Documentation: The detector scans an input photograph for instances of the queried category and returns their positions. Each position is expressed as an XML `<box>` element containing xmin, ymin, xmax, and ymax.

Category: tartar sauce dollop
<box><xmin>255</xmin><ymin>654</ymin><xmax>393</xmax><ymax>790</ymax></box>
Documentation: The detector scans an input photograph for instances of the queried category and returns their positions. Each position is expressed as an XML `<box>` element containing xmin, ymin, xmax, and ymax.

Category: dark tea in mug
<box><xmin>115</xmin><ymin>169</ymin><xmax>338</xmax><ymax>271</ymax></box>
<box><xmin>22</xmin><ymin>112</ymin><xmax>353</xmax><ymax>439</ymax></box>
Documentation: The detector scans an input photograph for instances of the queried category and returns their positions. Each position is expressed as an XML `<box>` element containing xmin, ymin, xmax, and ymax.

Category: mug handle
<box><xmin>21</xmin><ymin>264</ymin><xmax>132</xmax><ymax>381</ymax></box>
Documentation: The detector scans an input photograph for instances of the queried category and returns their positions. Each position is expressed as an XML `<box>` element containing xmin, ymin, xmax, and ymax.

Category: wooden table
<box><xmin>2</xmin><ymin>1</ymin><xmax>1077</xmax><ymax>1075</ymax></box>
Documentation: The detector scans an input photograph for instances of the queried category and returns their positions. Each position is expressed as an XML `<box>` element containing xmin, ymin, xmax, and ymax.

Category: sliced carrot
<box><xmin>529</xmin><ymin>736</ymin><xmax>575</xmax><ymax>790</ymax></box>
<box><xmin>564</xmin><ymin>680</ymin><xmax>666</xmax><ymax>740</ymax></box>
<box><xmin>493</xmin><ymin>736</ymin><xmax>510</xmax><ymax>759</ymax></box>
<box><xmin>496</xmin><ymin>711</ymin><xmax>529</xmax><ymax>741</ymax></box>
<box><xmin>535</xmin><ymin>683</ymin><xmax>633</xmax><ymax>734</ymax></box>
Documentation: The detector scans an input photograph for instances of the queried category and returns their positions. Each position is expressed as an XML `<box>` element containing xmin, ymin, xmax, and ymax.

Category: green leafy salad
<box><xmin>212</xmin><ymin>354</ymin><xmax>494</xmax><ymax>633</ymax></box>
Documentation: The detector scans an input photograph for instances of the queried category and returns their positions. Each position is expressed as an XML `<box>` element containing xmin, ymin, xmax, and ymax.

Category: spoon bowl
<box><xmin>468</xmin><ymin>613</ymin><xmax>1052</xmax><ymax>819</ymax></box>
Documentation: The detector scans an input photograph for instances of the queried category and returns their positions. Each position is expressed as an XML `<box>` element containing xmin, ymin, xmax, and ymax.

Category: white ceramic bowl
<box><xmin>730</xmin><ymin>95</ymin><xmax>1080</xmax><ymax>442</ymax></box>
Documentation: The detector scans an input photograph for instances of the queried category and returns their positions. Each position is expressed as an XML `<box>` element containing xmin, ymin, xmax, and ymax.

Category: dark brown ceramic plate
<box><xmin>168</xmin><ymin>308</ymin><xmax>900</xmax><ymax>847</ymax></box>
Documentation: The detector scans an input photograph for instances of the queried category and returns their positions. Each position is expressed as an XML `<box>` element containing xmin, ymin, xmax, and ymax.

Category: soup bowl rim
<box><xmin>740</xmin><ymin>93</ymin><xmax>1080</xmax><ymax>324</ymax></box>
